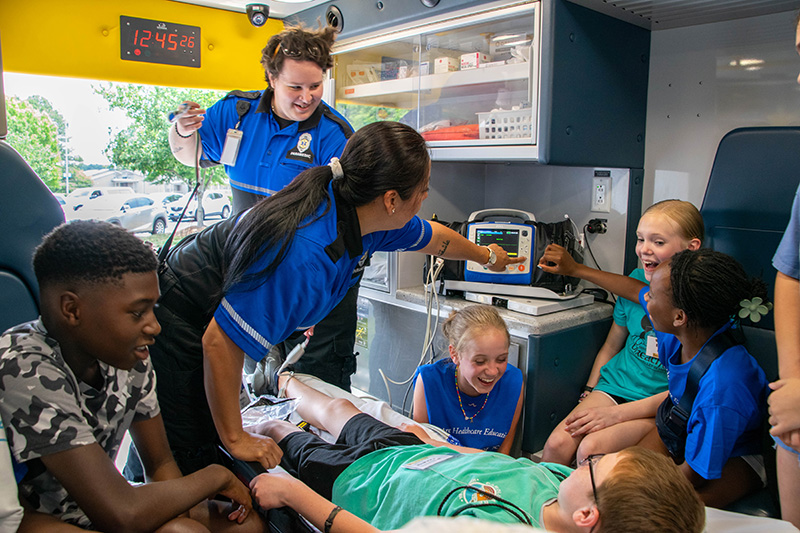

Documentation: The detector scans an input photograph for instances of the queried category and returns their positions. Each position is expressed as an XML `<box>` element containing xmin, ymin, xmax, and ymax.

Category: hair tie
<box><xmin>329</xmin><ymin>157</ymin><xmax>344</xmax><ymax>180</ymax></box>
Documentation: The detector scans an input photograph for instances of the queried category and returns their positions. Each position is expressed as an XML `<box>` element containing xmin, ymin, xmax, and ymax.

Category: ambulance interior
<box><xmin>2</xmin><ymin>0</ymin><xmax>800</xmax><ymax>530</ymax></box>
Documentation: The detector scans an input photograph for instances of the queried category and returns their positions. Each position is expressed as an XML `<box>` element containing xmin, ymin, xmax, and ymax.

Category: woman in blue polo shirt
<box><xmin>168</xmin><ymin>25</ymin><xmax>358</xmax><ymax>393</ymax></box>
<box><xmin>152</xmin><ymin>121</ymin><xmax>524</xmax><ymax>474</ymax></box>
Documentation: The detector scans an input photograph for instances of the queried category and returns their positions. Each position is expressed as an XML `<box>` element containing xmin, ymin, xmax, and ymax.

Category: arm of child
<box><xmin>769</xmin><ymin>272</ymin><xmax>800</xmax><ymax>451</ymax></box>
<box><xmin>538</xmin><ymin>244</ymin><xmax>645</xmax><ymax>302</ymax></box>
<box><xmin>40</xmin><ymin>442</ymin><xmax>253</xmax><ymax>532</ymax></box>
<box><xmin>202</xmin><ymin>318</ymin><xmax>283</xmax><ymax>469</ymax></box>
<box><xmin>396</xmin><ymin>423</ymin><xmax>483</xmax><ymax>454</ymax></box>
<box><xmin>129</xmin><ymin>415</ymin><xmax>183</xmax><ymax>482</ymax></box>
<box><xmin>17</xmin><ymin>497</ymin><xmax>85</xmax><ymax>533</ymax></box>
<box><xmin>250</xmin><ymin>471</ymin><xmax>381</xmax><ymax>533</ymax></box>
<box><xmin>412</xmin><ymin>374</ymin><xmax>429</xmax><ymax>424</ymax></box>
<box><xmin>584</xmin><ymin>323</ymin><xmax>629</xmax><ymax>393</ymax></box>
<box><xmin>497</xmin><ymin>383</ymin><xmax>525</xmax><ymax>455</ymax></box>
<box><xmin>564</xmin><ymin>391</ymin><xmax>667</xmax><ymax>437</ymax></box>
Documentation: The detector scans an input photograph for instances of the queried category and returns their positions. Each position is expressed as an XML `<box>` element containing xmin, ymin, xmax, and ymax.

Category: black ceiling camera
<box><xmin>246</xmin><ymin>4</ymin><xmax>269</xmax><ymax>27</ymax></box>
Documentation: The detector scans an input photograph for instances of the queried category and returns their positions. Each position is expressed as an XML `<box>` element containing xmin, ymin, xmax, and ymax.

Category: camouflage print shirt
<box><xmin>0</xmin><ymin>319</ymin><xmax>159</xmax><ymax>527</ymax></box>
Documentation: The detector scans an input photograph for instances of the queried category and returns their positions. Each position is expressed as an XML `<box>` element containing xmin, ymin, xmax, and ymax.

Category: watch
<box><xmin>484</xmin><ymin>246</ymin><xmax>497</xmax><ymax>267</ymax></box>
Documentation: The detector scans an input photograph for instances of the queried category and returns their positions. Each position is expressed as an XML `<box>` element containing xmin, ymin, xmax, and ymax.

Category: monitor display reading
<box><xmin>474</xmin><ymin>228</ymin><xmax>520</xmax><ymax>257</ymax></box>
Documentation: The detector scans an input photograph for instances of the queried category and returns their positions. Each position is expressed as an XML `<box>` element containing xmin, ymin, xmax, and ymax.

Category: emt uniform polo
<box><xmin>214</xmin><ymin>181</ymin><xmax>433</xmax><ymax>362</ymax></box>
<box><xmin>199</xmin><ymin>88</ymin><xmax>353</xmax><ymax>198</ymax></box>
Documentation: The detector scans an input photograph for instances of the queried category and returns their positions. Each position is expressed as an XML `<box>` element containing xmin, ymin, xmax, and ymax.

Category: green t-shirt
<box><xmin>332</xmin><ymin>445</ymin><xmax>572</xmax><ymax>530</ymax></box>
<box><xmin>595</xmin><ymin>268</ymin><xmax>667</xmax><ymax>401</ymax></box>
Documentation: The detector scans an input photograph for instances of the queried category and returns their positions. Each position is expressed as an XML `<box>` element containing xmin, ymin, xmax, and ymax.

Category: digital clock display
<box><xmin>120</xmin><ymin>16</ymin><xmax>201</xmax><ymax>68</ymax></box>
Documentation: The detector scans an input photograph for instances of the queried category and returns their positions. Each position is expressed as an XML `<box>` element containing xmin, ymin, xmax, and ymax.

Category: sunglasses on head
<box><xmin>273</xmin><ymin>41</ymin><xmax>322</xmax><ymax>61</ymax></box>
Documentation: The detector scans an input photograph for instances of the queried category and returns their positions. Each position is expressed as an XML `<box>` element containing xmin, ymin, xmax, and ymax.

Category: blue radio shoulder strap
<box><xmin>677</xmin><ymin>330</ymin><xmax>738</xmax><ymax>414</ymax></box>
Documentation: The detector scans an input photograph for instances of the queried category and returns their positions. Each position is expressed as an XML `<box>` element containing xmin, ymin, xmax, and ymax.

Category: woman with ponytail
<box><xmin>149</xmin><ymin>121</ymin><xmax>524</xmax><ymax>474</ymax></box>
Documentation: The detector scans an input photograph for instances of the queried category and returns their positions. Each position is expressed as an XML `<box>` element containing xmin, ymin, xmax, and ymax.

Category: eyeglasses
<box><xmin>579</xmin><ymin>454</ymin><xmax>605</xmax><ymax>506</ymax></box>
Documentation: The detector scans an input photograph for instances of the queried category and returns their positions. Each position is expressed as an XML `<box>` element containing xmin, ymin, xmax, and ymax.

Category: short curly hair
<box><xmin>34</xmin><ymin>220</ymin><xmax>158</xmax><ymax>288</ymax></box>
<box><xmin>261</xmin><ymin>24</ymin><xmax>337</xmax><ymax>83</ymax></box>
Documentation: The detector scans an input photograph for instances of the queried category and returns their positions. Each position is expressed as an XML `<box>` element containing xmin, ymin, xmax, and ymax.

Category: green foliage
<box><xmin>80</xmin><ymin>163</ymin><xmax>111</xmax><ymax>171</ymax></box>
<box><xmin>4</xmin><ymin>96</ymin><xmax>61</xmax><ymax>190</ymax></box>
<box><xmin>94</xmin><ymin>83</ymin><xmax>228</xmax><ymax>187</ymax></box>
<box><xmin>25</xmin><ymin>95</ymin><xmax>67</xmax><ymax>136</ymax></box>
<box><xmin>337</xmin><ymin>103</ymin><xmax>410</xmax><ymax>131</ymax></box>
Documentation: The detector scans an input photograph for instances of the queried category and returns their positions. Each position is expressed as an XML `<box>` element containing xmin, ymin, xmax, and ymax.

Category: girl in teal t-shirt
<box><xmin>541</xmin><ymin>199</ymin><xmax>703</xmax><ymax>466</ymax></box>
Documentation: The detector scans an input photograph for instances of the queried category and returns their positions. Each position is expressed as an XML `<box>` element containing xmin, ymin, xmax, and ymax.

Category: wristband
<box><xmin>324</xmin><ymin>505</ymin><xmax>342</xmax><ymax>533</ymax></box>
<box><xmin>174</xmin><ymin>123</ymin><xmax>193</xmax><ymax>139</ymax></box>
<box><xmin>581</xmin><ymin>385</ymin><xmax>594</xmax><ymax>394</ymax></box>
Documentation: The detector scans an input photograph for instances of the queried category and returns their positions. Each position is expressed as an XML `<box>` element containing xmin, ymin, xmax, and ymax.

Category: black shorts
<box><xmin>278</xmin><ymin>413</ymin><xmax>424</xmax><ymax>500</ymax></box>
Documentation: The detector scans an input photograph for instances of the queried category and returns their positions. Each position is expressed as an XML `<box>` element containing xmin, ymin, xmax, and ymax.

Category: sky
<box><xmin>4</xmin><ymin>73</ymin><xmax>132</xmax><ymax>165</ymax></box>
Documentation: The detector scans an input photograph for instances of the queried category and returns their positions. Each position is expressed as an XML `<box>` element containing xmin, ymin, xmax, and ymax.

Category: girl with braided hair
<box><xmin>539</xmin><ymin>246</ymin><xmax>769</xmax><ymax>508</ymax></box>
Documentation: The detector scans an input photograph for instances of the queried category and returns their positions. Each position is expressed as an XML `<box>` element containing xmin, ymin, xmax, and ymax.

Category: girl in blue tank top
<box><xmin>412</xmin><ymin>305</ymin><xmax>523</xmax><ymax>453</ymax></box>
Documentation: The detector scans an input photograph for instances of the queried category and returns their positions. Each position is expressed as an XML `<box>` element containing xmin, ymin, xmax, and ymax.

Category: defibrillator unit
<box><xmin>427</xmin><ymin>207</ymin><xmax>584</xmax><ymax>299</ymax></box>
<box><xmin>464</xmin><ymin>209</ymin><xmax>535</xmax><ymax>285</ymax></box>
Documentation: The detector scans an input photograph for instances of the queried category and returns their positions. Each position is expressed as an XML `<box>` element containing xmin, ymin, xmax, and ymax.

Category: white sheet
<box><xmin>287</xmin><ymin>374</ymin><xmax>799</xmax><ymax>533</ymax></box>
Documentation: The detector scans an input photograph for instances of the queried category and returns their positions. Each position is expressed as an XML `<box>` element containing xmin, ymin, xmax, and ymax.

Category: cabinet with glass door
<box><xmin>327</xmin><ymin>1</ymin><xmax>540</xmax><ymax>160</ymax></box>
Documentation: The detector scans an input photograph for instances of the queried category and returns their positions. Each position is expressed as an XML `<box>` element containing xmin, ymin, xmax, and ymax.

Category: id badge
<box><xmin>645</xmin><ymin>335</ymin><xmax>659</xmax><ymax>358</ymax></box>
<box><xmin>402</xmin><ymin>454</ymin><xmax>457</xmax><ymax>471</ymax></box>
<box><xmin>220</xmin><ymin>129</ymin><xmax>243</xmax><ymax>166</ymax></box>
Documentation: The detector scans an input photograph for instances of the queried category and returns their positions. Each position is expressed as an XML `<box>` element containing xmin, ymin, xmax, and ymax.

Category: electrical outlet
<box><xmin>591</xmin><ymin>177</ymin><xmax>611</xmax><ymax>213</ymax></box>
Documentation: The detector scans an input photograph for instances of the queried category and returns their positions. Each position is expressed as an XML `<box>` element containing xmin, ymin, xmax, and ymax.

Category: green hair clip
<box><xmin>738</xmin><ymin>297</ymin><xmax>773</xmax><ymax>323</ymax></box>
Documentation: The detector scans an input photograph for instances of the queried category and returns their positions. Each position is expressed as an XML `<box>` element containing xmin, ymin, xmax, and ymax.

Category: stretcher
<box><xmin>237</xmin><ymin>373</ymin><xmax>799</xmax><ymax>533</ymax></box>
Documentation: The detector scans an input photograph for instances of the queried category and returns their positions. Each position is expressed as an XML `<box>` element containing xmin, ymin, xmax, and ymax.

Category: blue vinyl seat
<box><xmin>0</xmin><ymin>140</ymin><xmax>64</xmax><ymax>333</ymax></box>
<box><xmin>700</xmin><ymin>126</ymin><xmax>800</xmax><ymax>518</ymax></box>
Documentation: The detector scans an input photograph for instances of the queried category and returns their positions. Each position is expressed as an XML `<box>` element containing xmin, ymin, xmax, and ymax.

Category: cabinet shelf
<box><xmin>339</xmin><ymin>62</ymin><xmax>530</xmax><ymax>108</ymax></box>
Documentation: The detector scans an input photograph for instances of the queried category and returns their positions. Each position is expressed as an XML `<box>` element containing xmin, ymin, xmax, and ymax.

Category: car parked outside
<box><xmin>149</xmin><ymin>191</ymin><xmax>184</xmax><ymax>208</ymax></box>
<box><xmin>53</xmin><ymin>193</ymin><xmax>69</xmax><ymax>218</ymax></box>
<box><xmin>65</xmin><ymin>186</ymin><xmax>135</xmax><ymax>212</ymax></box>
<box><xmin>71</xmin><ymin>194</ymin><xmax>168</xmax><ymax>234</ymax></box>
<box><xmin>167</xmin><ymin>190</ymin><xmax>231</xmax><ymax>221</ymax></box>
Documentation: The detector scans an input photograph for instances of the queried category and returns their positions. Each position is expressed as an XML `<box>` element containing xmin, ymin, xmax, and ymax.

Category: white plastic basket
<box><xmin>477</xmin><ymin>109</ymin><xmax>532</xmax><ymax>139</ymax></box>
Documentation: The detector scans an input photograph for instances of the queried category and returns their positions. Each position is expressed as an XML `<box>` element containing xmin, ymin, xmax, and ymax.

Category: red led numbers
<box><xmin>121</xmin><ymin>16</ymin><xmax>201</xmax><ymax>68</ymax></box>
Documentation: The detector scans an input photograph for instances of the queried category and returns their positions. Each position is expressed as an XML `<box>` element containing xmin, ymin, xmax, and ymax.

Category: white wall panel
<box><xmin>644</xmin><ymin>10</ymin><xmax>800</xmax><ymax>210</ymax></box>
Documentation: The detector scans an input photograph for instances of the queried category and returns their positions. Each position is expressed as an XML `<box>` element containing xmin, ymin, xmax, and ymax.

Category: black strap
<box><xmin>677</xmin><ymin>331</ymin><xmax>738</xmax><ymax>413</ymax></box>
<box><xmin>158</xmin><ymin>181</ymin><xmax>199</xmax><ymax>266</ymax></box>
<box><xmin>234</xmin><ymin>100</ymin><xmax>251</xmax><ymax>129</ymax></box>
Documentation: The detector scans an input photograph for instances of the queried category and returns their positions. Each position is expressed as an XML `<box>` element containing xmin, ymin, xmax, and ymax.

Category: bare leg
<box><xmin>694</xmin><ymin>457</ymin><xmax>762</xmax><ymax>508</ymax></box>
<box><xmin>777</xmin><ymin>446</ymin><xmax>800</xmax><ymax>527</ymax></box>
<box><xmin>541</xmin><ymin>391</ymin><xmax>618</xmax><ymax>465</ymax></box>
<box><xmin>278</xmin><ymin>373</ymin><xmax>362</xmax><ymax>439</ymax></box>
<box><xmin>637</xmin><ymin>425</ymin><xmax>670</xmax><ymax>456</ymax></box>
<box><xmin>637</xmin><ymin>427</ymin><xmax>763</xmax><ymax>508</ymax></box>
<box><xmin>576</xmin><ymin>418</ymin><xmax>656</xmax><ymax>464</ymax></box>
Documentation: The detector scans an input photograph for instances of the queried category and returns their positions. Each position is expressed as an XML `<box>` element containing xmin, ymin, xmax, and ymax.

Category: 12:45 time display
<box><xmin>133</xmin><ymin>29</ymin><xmax>195</xmax><ymax>51</ymax></box>
<box><xmin>120</xmin><ymin>15</ymin><xmax>201</xmax><ymax>68</ymax></box>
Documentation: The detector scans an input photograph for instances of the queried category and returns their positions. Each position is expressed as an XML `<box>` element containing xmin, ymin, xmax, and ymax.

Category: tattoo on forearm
<box><xmin>172</xmin><ymin>146</ymin><xmax>183</xmax><ymax>154</ymax></box>
<box><xmin>436</xmin><ymin>239</ymin><xmax>450</xmax><ymax>257</ymax></box>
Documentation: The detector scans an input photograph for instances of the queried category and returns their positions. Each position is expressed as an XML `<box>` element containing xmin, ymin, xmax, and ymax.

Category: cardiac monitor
<box><xmin>464</xmin><ymin>209</ymin><xmax>534</xmax><ymax>285</ymax></box>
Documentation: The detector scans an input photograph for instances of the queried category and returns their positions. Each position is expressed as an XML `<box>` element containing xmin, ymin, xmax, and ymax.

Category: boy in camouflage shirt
<box><xmin>0</xmin><ymin>221</ymin><xmax>264</xmax><ymax>532</ymax></box>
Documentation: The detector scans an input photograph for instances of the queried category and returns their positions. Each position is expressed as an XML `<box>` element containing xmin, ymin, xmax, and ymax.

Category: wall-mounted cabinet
<box><xmin>301</xmin><ymin>0</ymin><xmax>650</xmax><ymax>166</ymax></box>
<box><xmin>327</xmin><ymin>1</ymin><xmax>540</xmax><ymax>161</ymax></box>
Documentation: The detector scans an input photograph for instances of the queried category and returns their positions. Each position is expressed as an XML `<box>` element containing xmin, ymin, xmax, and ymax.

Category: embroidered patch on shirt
<box><xmin>286</xmin><ymin>133</ymin><xmax>314</xmax><ymax>162</ymax></box>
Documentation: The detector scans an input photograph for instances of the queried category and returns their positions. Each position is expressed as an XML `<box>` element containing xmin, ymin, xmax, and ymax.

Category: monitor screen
<box><xmin>474</xmin><ymin>228</ymin><xmax>520</xmax><ymax>257</ymax></box>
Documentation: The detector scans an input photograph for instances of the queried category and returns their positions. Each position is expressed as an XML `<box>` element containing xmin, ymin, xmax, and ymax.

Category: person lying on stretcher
<box><xmin>247</xmin><ymin>373</ymin><xmax>705</xmax><ymax>533</ymax></box>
